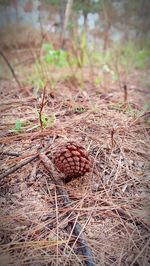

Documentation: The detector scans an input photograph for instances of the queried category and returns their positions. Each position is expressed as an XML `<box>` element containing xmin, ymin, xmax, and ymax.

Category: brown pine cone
<box><xmin>53</xmin><ymin>142</ymin><xmax>91</xmax><ymax>182</ymax></box>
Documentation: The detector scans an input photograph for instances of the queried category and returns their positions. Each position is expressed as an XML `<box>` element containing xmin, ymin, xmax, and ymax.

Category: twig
<box><xmin>0</xmin><ymin>151</ymin><xmax>21</xmax><ymax>157</ymax></box>
<box><xmin>0</xmin><ymin>138</ymin><xmax>55</xmax><ymax>181</ymax></box>
<box><xmin>39</xmin><ymin>152</ymin><xmax>70</xmax><ymax>205</ymax></box>
<box><xmin>123</xmin><ymin>84</ymin><xmax>128</xmax><ymax>104</ymax></box>
<box><xmin>0</xmin><ymin>96</ymin><xmax>36</xmax><ymax>106</ymax></box>
<box><xmin>72</xmin><ymin>222</ymin><xmax>95</xmax><ymax>266</ymax></box>
<box><xmin>0</xmin><ymin>49</ymin><xmax>22</xmax><ymax>90</ymax></box>
<box><xmin>39</xmin><ymin>152</ymin><xmax>95</xmax><ymax>266</ymax></box>
<box><xmin>110</xmin><ymin>127</ymin><xmax>115</xmax><ymax>148</ymax></box>
<box><xmin>39</xmin><ymin>82</ymin><xmax>48</xmax><ymax>130</ymax></box>
<box><xmin>0</xmin><ymin>155</ymin><xmax>37</xmax><ymax>181</ymax></box>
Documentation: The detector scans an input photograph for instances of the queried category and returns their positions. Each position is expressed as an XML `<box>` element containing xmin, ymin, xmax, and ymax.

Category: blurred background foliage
<box><xmin>0</xmin><ymin>0</ymin><xmax>150</xmax><ymax>87</ymax></box>
<box><xmin>0</xmin><ymin>0</ymin><xmax>149</xmax><ymax>47</ymax></box>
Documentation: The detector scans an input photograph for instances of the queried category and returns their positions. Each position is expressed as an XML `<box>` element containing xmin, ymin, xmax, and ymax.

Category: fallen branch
<box><xmin>0</xmin><ymin>155</ymin><xmax>37</xmax><ymax>181</ymax></box>
<box><xmin>0</xmin><ymin>139</ymin><xmax>54</xmax><ymax>181</ymax></box>
<box><xmin>0</xmin><ymin>151</ymin><xmax>21</xmax><ymax>157</ymax></box>
<box><xmin>39</xmin><ymin>152</ymin><xmax>95</xmax><ymax>266</ymax></box>
<box><xmin>0</xmin><ymin>49</ymin><xmax>22</xmax><ymax>90</ymax></box>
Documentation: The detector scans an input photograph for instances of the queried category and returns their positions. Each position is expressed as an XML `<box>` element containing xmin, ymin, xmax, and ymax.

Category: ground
<box><xmin>0</xmin><ymin>59</ymin><xmax>150</xmax><ymax>266</ymax></box>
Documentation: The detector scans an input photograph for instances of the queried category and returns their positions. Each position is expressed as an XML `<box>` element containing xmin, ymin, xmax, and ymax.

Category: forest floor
<box><xmin>0</xmin><ymin>55</ymin><xmax>150</xmax><ymax>266</ymax></box>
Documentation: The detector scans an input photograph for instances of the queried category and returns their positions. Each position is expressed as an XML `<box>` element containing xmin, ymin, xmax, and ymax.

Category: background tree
<box><xmin>61</xmin><ymin>0</ymin><xmax>74</xmax><ymax>48</ymax></box>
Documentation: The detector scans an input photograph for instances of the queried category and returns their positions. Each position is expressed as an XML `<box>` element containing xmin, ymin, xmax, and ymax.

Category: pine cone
<box><xmin>53</xmin><ymin>142</ymin><xmax>91</xmax><ymax>182</ymax></box>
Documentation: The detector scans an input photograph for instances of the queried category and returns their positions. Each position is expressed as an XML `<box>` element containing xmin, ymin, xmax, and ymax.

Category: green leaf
<box><xmin>95</xmin><ymin>77</ymin><xmax>101</xmax><ymax>85</ymax></box>
<box><xmin>42</xmin><ymin>43</ymin><xmax>68</xmax><ymax>67</ymax></box>
<box><xmin>15</xmin><ymin>120</ymin><xmax>22</xmax><ymax>133</ymax></box>
<box><xmin>74</xmin><ymin>107</ymin><xmax>85</xmax><ymax>113</ymax></box>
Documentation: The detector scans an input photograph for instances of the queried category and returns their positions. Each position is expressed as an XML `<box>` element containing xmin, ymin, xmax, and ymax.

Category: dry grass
<box><xmin>0</xmin><ymin>25</ymin><xmax>54</xmax><ymax>49</ymax></box>
<box><xmin>0</xmin><ymin>56</ymin><xmax>150</xmax><ymax>266</ymax></box>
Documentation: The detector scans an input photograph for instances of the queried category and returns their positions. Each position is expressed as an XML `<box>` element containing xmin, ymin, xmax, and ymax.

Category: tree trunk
<box><xmin>59</xmin><ymin>0</ymin><xmax>66</xmax><ymax>33</ymax></box>
<box><xmin>60</xmin><ymin>0</ymin><xmax>73</xmax><ymax>49</ymax></box>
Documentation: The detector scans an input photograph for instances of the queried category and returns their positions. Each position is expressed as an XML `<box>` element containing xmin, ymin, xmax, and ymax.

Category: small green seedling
<box><xmin>37</xmin><ymin>112</ymin><xmax>56</xmax><ymax>129</ymax></box>
<box><xmin>95</xmin><ymin>77</ymin><xmax>101</xmax><ymax>86</ymax></box>
<box><xmin>11</xmin><ymin>119</ymin><xmax>25</xmax><ymax>134</ymax></box>
<box><xmin>42</xmin><ymin>114</ymin><xmax>56</xmax><ymax>128</ymax></box>
<box><xmin>74</xmin><ymin>107</ymin><xmax>85</xmax><ymax>113</ymax></box>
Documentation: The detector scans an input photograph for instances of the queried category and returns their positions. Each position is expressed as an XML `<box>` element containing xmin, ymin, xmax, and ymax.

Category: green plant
<box><xmin>11</xmin><ymin>119</ymin><xmax>26</xmax><ymax>134</ymax></box>
<box><xmin>42</xmin><ymin>43</ymin><xmax>68</xmax><ymax>67</ymax></box>
<box><xmin>92</xmin><ymin>50</ymin><xmax>113</xmax><ymax>66</ymax></box>
<box><xmin>114</xmin><ymin>41</ymin><xmax>150</xmax><ymax>70</ymax></box>
<box><xmin>27</xmin><ymin>61</ymin><xmax>46</xmax><ymax>91</ymax></box>
<box><xmin>95</xmin><ymin>77</ymin><xmax>101</xmax><ymax>86</ymax></box>
<box><xmin>74</xmin><ymin>106</ymin><xmax>85</xmax><ymax>113</ymax></box>
<box><xmin>91</xmin><ymin>41</ymin><xmax>150</xmax><ymax>72</ymax></box>
<box><xmin>37</xmin><ymin>112</ymin><xmax>56</xmax><ymax>129</ymax></box>
<box><xmin>77</xmin><ymin>33</ymin><xmax>89</xmax><ymax>68</ymax></box>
